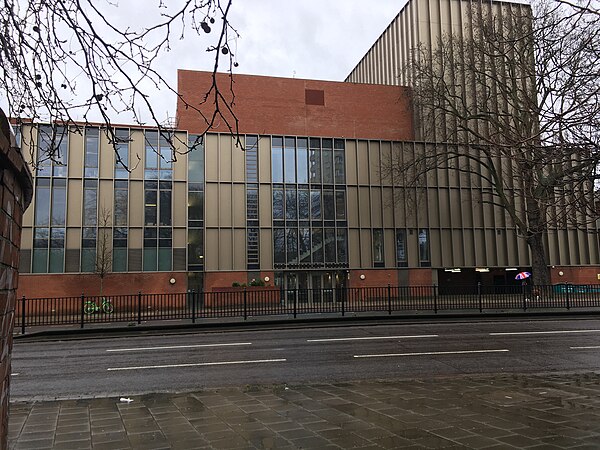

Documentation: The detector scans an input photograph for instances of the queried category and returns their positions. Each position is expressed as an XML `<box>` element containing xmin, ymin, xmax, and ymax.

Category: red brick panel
<box><xmin>177</xmin><ymin>70</ymin><xmax>414</xmax><ymax>141</ymax></box>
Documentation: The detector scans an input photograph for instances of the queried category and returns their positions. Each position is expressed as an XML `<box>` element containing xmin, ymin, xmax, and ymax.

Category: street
<box><xmin>11</xmin><ymin>317</ymin><xmax>600</xmax><ymax>401</ymax></box>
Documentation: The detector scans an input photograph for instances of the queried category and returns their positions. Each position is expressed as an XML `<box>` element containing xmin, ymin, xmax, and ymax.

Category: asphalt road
<box><xmin>10</xmin><ymin>318</ymin><xmax>600</xmax><ymax>401</ymax></box>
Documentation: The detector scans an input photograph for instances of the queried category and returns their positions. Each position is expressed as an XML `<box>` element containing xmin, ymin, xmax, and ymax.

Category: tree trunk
<box><xmin>527</xmin><ymin>232</ymin><xmax>550</xmax><ymax>286</ymax></box>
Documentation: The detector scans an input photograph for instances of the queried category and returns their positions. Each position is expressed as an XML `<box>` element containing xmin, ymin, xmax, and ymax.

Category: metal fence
<box><xmin>15</xmin><ymin>283</ymin><xmax>600</xmax><ymax>334</ymax></box>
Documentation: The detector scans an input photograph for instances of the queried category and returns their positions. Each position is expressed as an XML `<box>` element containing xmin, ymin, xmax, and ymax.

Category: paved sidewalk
<box><xmin>9</xmin><ymin>372</ymin><xmax>600</xmax><ymax>449</ymax></box>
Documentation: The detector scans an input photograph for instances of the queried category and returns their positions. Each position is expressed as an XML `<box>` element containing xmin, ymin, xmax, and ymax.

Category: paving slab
<box><xmin>9</xmin><ymin>372</ymin><xmax>600</xmax><ymax>449</ymax></box>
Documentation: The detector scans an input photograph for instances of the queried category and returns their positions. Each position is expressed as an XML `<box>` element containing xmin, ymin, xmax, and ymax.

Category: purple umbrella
<box><xmin>515</xmin><ymin>271</ymin><xmax>531</xmax><ymax>280</ymax></box>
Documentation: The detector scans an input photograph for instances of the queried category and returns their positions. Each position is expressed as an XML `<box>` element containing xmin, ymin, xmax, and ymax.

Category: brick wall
<box><xmin>18</xmin><ymin>272</ymin><xmax>187</xmax><ymax>299</ymax></box>
<box><xmin>177</xmin><ymin>70</ymin><xmax>414</xmax><ymax>141</ymax></box>
<box><xmin>0</xmin><ymin>108</ymin><xmax>33</xmax><ymax>448</ymax></box>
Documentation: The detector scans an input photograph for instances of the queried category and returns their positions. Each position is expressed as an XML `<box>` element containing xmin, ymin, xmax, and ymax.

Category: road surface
<box><xmin>11</xmin><ymin>317</ymin><xmax>600</xmax><ymax>401</ymax></box>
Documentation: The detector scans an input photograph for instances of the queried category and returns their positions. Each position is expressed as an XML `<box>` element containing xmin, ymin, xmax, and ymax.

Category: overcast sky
<box><xmin>147</xmin><ymin>0</ymin><xmax>405</xmax><ymax>121</ymax></box>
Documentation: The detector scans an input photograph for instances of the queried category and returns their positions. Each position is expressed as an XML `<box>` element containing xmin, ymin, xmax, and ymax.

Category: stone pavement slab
<box><xmin>9</xmin><ymin>372</ymin><xmax>600</xmax><ymax>449</ymax></box>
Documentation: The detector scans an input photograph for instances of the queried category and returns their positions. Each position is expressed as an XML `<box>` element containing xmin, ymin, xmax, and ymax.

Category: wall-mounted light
<box><xmin>505</xmin><ymin>267</ymin><xmax>518</xmax><ymax>271</ymax></box>
<box><xmin>558</xmin><ymin>271</ymin><xmax>564</xmax><ymax>276</ymax></box>
<box><xmin>169</xmin><ymin>278</ymin><xmax>176</xmax><ymax>285</ymax></box>
<box><xmin>264</xmin><ymin>276</ymin><xmax>270</xmax><ymax>282</ymax></box>
<box><xmin>475</xmin><ymin>268</ymin><xmax>490</xmax><ymax>273</ymax></box>
<box><xmin>444</xmin><ymin>268</ymin><xmax>461</xmax><ymax>273</ymax></box>
<box><xmin>360</xmin><ymin>274</ymin><xmax>366</xmax><ymax>280</ymax></box>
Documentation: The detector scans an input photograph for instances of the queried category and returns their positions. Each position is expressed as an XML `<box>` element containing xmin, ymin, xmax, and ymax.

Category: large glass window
<box><xmin>373</xmin><ymin>229</ymin><xmax>384</xmax><ymax>265</ymax></box>
<box><xmin>114</xmin><ymin>180</ymin><xmax>128</xmax><ymax>226</ymax></box>
<box><xmin>187</xmin><ymin>134</ymin><xmax>204</xmax><ymax>273</ymax></box>
<box><xmin>50</xmin><ymin>179</ymin><xmax>66</xmax><ymax>226</ymax></box>
<box><xmin>34</xmin><ymin>179</ymin><xmax>51</xmax><ymax>226</ymax></box>
<box><xmin>271</xmin><ymin>135</ymin><xmax>348</xmax><ymax>268</ymax></box>
<box><xmin>419</xmin><ymin>229</ymin><xmax>431</xmax><ymax>267</ymax></box>
<box><xmin>396</xmin><ymin>229</ymin><xmax>408</xmax><ymax>267</ymax></box>
<box><xmin>37</xmin><ymin>125</ymin><xmax>68</xmax><ymax>177</ymax></box>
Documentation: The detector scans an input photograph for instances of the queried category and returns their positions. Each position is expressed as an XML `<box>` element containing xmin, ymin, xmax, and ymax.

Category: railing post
<box><xmin>433</xmin><ymin>284</ymin><xmax>438</xmax><ymax>314</ymax></box>
<box><xmin>387</xmin><ymin>284</ymin><xmax>392</xmax><ymax>315</ymax></box>
<box><xmin>566</xmin><ymin>284</ymin><xmax>571</xmax><ymax>310</ymax></box>
<box><xmin>478</xmin><ymin>282</ymin><xmax>483</xmax><ymax>313</ymax></box>
<box><xmin>21</xmin><ymin>295</ymin><xmax>26</xmax><ymax>335</ymax></box>
<box><xmin>293</xmin><ymin>289</ymin><xmax>297</xmax><ymax>319</ymax></box>
<box><xmin>80</xmin><ymin>293</ymin><xmax>85</xmax><ymax>329</ymax></box>
<box><xmin>341</xmin><ymin>289</ymin><xmax>345</xmax><ymax>317</ymax></box>
<box><xmin>522</xmin><ymin>283</ymin><xmax>527</xmax><ymax>311</ymax></box>
<box><xmin>191</xmin><ymin>290</ymin><xmax>196</xmax><ymax>324</ymax></box>
<box><xmin>137</xmin><ymin>291</ymin><xmax>142</xmax><ymax>324</ymax></box>
<box><xmin>244</xmin><ymin>288</ymin><xmax>248</xmax><ymax>320</ymax></box>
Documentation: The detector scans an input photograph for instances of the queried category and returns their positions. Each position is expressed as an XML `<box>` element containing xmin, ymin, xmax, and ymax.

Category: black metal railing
<box><xmin>15</xmin><ymin>283</ymin><xmax>600</xmax><ymax>334</ymax></box>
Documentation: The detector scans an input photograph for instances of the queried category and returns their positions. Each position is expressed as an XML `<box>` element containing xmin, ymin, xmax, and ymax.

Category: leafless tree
<box><xmin>1</xmin><ymin>0</ymin><xmax>239</xmax><ymax>166</ymax></box>
<box><xmin>384</xmin><ymin>0</ymin><xmax>600</xmax><ymax>286</ymax></box>
<box><xmin>96</xmin><ymin>206</ymin><xmax>112</xmax><ymax>298</ymax></box>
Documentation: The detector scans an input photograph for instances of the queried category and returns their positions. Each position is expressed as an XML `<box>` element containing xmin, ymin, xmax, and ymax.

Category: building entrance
<box><xmin>275</xmin><ymin>271</ymin><xmax>347</xmax><ymax>305</ymax></box>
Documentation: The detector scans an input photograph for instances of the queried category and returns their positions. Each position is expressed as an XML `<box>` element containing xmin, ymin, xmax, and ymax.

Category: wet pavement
<box><xmin>8</xmin><ymin>372</ymin><xmax>600</xmax><ymax>449</ymax></box>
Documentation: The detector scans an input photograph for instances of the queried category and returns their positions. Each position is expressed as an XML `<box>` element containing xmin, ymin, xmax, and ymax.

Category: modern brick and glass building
<box><xmin>16</xmin><ymin>0</ymin><xmax>600</xmax><ymax>300</ymax></box>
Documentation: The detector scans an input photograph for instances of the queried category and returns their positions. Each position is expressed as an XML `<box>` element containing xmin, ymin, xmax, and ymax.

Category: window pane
<box><xmin>188</xmin><ymin>191</ymin><xmax>204</xmax><ymax>221</ymax></box>
<box><xmin>323</xmin><ymin>190</ymin><xmax>335</xmax><ymax>220</ymax></box>
<box><xmin>286</xmin><ymin>228</ymin><xmax>298</xmax><ymax>264</ymax></box>
<box><xmin>419</xmin><ymin>229</ymin><xmax>430</xmax><ymax>264</ymax></box>
<box><xmin>145</xmin><ymin>130</ymin><xmax>159</xmax><ymax>169</ymax></box>
<box><xmin>247</xmin><ymin>187</ymin><xmax>258</xmax><ymax>220</ymax></box>
<box><xmin>188</xmin><ymin>229</ymin><xmax>204</xmax><ymax>265</ymax></box>
<box><xmin>84</xmin><ymin>127</ymin><xmax>99</xmax><ymax>177</ymax></box>
<box><xmin>396</xmin><ymin>230</ymin><xmax>407</xmax><ymax>265</ymax></box>
<box><xmin>309</xmin><ymin>149</ymin><xmax>321</xmax><ymax>183</ymax></box>
<box><xmin>51</xmin><ymin>184</ymin><xmax>66</xmax><ymax>226</ymax></box>
<box><xmin>145</xmin><ymin>190</ymin><xmax>157</xmax><ymax>226</ymax></box>
<box><xmin>114</xmin><ymin>186</ymin><xmax>128</xmax><ymax>226</ymax></box>
<box><xmin>297</xmin><ymin>189</ymin><xmax>310</xmax><ymax>220</ymax></box>
<box><xmin>188</xmin><ymin>135</ymin><xmax>205</xmax><ymax>183</ymax></box>
<box><xmin>335</xmin><ymin>191</ymin><xmax>346</xmax><ymax>220</ymax></box>
<box><xmin>297</xmin><ymin>148</ymin><xmax>308</xmax><ymax>184</ymax></box>
<box><xmin>312</xmin><ymin>228</ymin><xmax>323</xmax><ymax>263</ymax></box>
<box><xmin>49</xmin><ymin>249</ymin><xmax>64</xmax><ymax>273</ymax></box>
<box><xmin>299</xmin><ymin>228</ymin><xmax>311</xmax><ymax>263</ymax></box>
<box><xmin>34</xmin><ymin>227</ymin><xmax>49</xmax><ymax>248</ymax></box>
<box><xmin>159</xmin><ymin>190</ymin><xmax>172</xmax><ymax>226</ymax></box>
<box><xmin>143</xmin><ymin>248</ymin><xmax>158</xmax><ymax>271</ymax></box>
<box><xmin>112</xmin><ymin>248</ymin><xmax>127</xmax><ymax>272</ymax></box>
<box><xmin>158</xmin><ymin>248</ymin><xmax>172</xmax><ymax>271</ymax></box>
<box><xmin>32</xmin><ymin>249</ymin><xmax>48</xmax><ymax>273</ymax></box>
<box><xmin>337</xmin><ymin>229</ymin><xmax>348</xmax><ymax>263</ymax></box>
<box><xmin>34</xmin><ymin>183</ymin><xmax>50</xmax><ymax>226</ymax></box>
<box><xmin>273</xmin><ymin>228</ymin><xmax>285</xmax><ymax>263</ymax></box>
<box><xmin>272</xmin><ymin>188</ymin><xmax>284</xmax><ymax>219</ymax></box>
<box><xmin>272</xmin><ymin>147</ymin><xmax>283</xmax><ymax>182</ymax></box>
<box><xmin>83</xmin><ymin>182</ymin><xmax>97</xmax><ymax>226</ymax></box>
<box><xmin>310</xmin><ymin>190</ymin><xmax>321</xmax><ymax>219</ymax></box>
<box><xmin>284</xmin><ymin>146</ymin><xmax>296</xmax><ymax>183</ymax></box>
<box><xmin>373</xmin><ymin>229</ymin><xmax>384</xmax><ymax>263</ymax></box>
<box><xmin>285</xmin><ymin>188</ymin><xmax>297</xmax><ymax>220</ymax></box>
<box><xmin>334</xmin><ymin>149</ymin><xmax>345</xmax><ymax>184</ymax></box>
<box><xmin>325</xmin><ymin>228</ymin><xmax>336</xmax><ymax>263</ymax></box>
<box><xmin>322</xmin><ymin>148</ymin><xmax>333</xmax><ymax>184</ymax></box>
<box><xmin>81</xmin><ymin>248</ymin><xmax>96</xmax><ymax>272</ymax></box>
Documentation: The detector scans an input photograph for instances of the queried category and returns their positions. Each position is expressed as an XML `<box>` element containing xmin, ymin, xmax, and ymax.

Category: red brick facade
<box><xmin>177</xmin><ymin>70</ymin><xmax>414</xmax><ymax>141</ymax></box>
<box><xmin>0</xmin><ymin>108</ymin><xmax>33</xmax><ymax>448</ymax></box>
<box><xmin>18</xmin><ymin>272</ymin><xmax>187</xmax><ymax>299</ymax></box>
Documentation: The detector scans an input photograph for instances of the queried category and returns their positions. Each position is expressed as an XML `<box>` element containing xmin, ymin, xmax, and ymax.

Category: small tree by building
<box><xmin>96</xmin><ymin>206</ymin><xmax>112</xmax><ymax>298</ymax></box>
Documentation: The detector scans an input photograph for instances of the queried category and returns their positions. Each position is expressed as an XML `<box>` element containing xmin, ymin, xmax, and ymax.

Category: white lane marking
<box><xmin>491</xmin><ymin>330</ymin><xmax>600</xmax><ymax>336</ymax></box>
<box><xmin>106</xmin><ymin>342</ymin><xmax>252</xmax><ymax>352</ymax></box>
<box><xmin>108</xmin><ymin>358</ymin><xmax>286</xmax><ymax>371</ymax></box>
<box><xmin>11</xmin><ymin>373</ymin><xmax>19</xmax><ymax>376</ymax></box>
<box><xmin>354</xmin><ymin>349</ymin><xmax>509</xmax><ymax>358</ymax></box>
<box><xmin>570</xmin><ymin>346</ymin><xmax>600</xmax><ymax>350</ymax></box>
<box><xmin>308</xmin><ymin>335</ymin><xmax>438</xmax><ymax>343</ymax></box>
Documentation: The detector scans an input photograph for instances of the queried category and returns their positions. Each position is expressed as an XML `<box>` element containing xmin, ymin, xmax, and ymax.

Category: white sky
<box><xmin>140</xmin><ymin>0</ymin><xmax>405</xmax><ymax>121</ymax></box>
